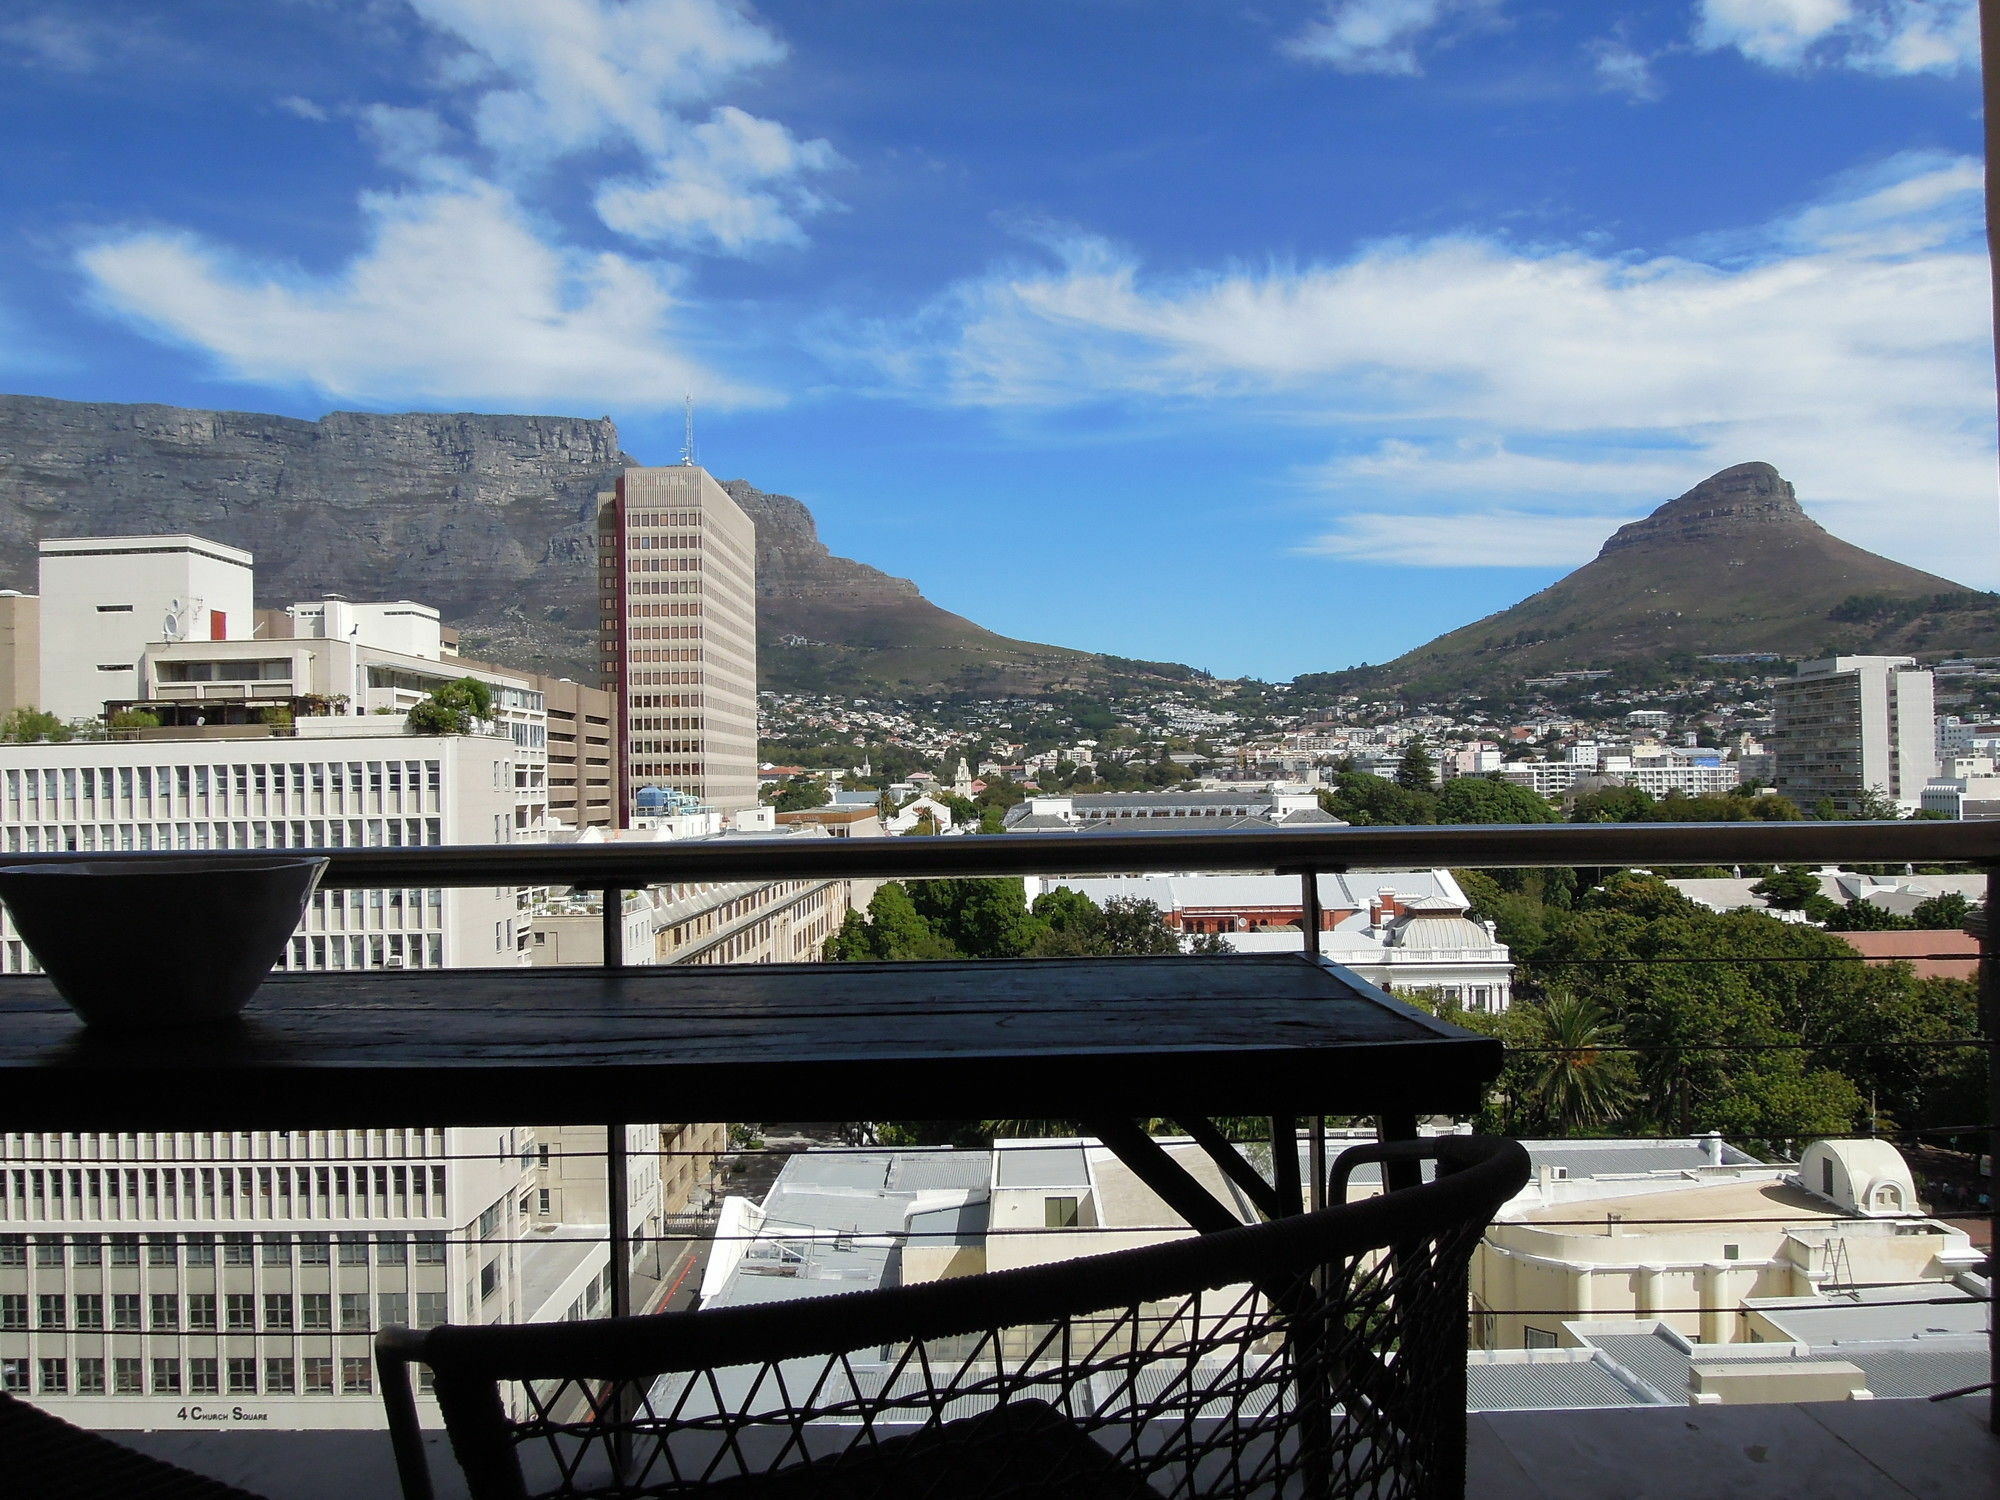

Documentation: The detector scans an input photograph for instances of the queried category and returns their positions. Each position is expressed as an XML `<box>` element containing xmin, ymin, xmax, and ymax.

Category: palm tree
<box><xmin>1526</xmin><ymin>992</ymin><xmax>1636</xmax><ymax>1136</ymax></box>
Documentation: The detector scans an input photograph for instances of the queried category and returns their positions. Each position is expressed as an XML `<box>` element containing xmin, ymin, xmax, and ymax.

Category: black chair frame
<box><xmin>380</xmin><ymin>1134</ymin><xmax>1530</xmax><ymax>1500</ymax></box>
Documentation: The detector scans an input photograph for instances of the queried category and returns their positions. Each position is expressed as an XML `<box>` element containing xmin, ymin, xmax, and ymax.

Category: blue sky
<box><xmin>0</xmin><ymin>0</ymin><xmax>1991</xmax><ymax>680</ymax></box>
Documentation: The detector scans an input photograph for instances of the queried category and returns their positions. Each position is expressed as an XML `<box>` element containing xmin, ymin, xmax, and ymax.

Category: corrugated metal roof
<box><xmin>1578</xmin><ymin>1333</ymin><xmax>1690</xmax><ymax>1401</ymax></box>
<box><xmin>1838</xmin><ymin>1341</ymin><xmax>1989</xmax><ymax>1399</ymax></box>
<box><xmin>1753</xmin><ymin>1286</ymin><xmax>1989</xmax><ymax>1344</ymax></box>
<box><xmin>1467</xmin><ymin>1357</ymin><xmax>1666</xmax><ymax>1411</ymax></box>
<box><xmin>886</xmin><ymin>1153</ymin><xmax>991</xmax><ymax>1191</ymax></box>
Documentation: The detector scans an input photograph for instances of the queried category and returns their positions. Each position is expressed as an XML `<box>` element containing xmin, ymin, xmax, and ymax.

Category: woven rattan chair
<box><xmin>379</xmin><ymin>1134</ymin><xmax>1529</xmax><ymax>1500</ymax></box>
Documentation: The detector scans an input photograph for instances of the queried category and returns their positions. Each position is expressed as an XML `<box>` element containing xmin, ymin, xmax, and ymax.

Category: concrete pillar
<box><xmin>1700</xmin><ymin>1263</ymin><xmax>1731</xmax><ymax>1345</ymax></box>
<box><xmin>1639</xmin><ymin>1263</ymin><xmax>1667</xmax><ymax>1321</ymax></box>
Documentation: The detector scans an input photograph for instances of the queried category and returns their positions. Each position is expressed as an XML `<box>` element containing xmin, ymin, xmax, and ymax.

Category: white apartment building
<box><xmin>0</xmin><ymin>534</ymin><xmax>550</xmax><ymax>970</ymax></box>
<box><xmin>0</xmin><ymin>726</ymin><xmax>536</xmax><ymax>972</ymax></box>
<box><xmin>0</xmin><ymin>537</ymin><xmax>710</xmax><ymax>1431</ymax></box>
<box><xmin>1935</xmin><ymin>717</ymin><xmax>2000</xmax><ymax>759</ymax></box>
<box><xmin>1473</xmin><ymin>1138</ymin><xmax>1980</xmax><ymax>1352</ymax></box>
<box><xmin>1771</xmin><ymin>656</ymin><xmax>1936</xmax><ymax>814</ymax></box>
<box><xmin>1026</xmin><ymin>871</ymin><xmax>1514</xmax><ymax>1012</ymax></box>
<box><xmin>38</xmin><ymin>536</ymin><xmax>256</xmax><ymax>724</ymax></box>
<box><xmin>598</xmin><ymin>465</ymin><xmax>759</xmax><ymax>819</ymax></box>
<box><xmin>1497</xmin><ymin>752</ymin><xmax>1741</xmax><ymax>801</ymax></box>
<box><xmin>0</xmin><ymin>1123</ymin><xmax>665</xmax><ymax>1429</ymax></box>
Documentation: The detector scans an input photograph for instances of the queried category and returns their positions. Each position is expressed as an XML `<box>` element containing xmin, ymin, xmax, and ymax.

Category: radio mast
<box><xmin>679</xmin><ymin>395</ymin><xmax>696</xmax><ymax>467</ymax></box>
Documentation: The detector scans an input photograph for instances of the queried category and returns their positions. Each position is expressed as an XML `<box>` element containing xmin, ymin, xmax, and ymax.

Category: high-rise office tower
<box><xmin>598</xmin><ymin>465</ymin><xmax>758</xmax><ymax>819</ymax></box>
<box><xmin>1772</xmin><ymin>655</ymin><xmax>1936</xmax><ymax>815</ymax></box>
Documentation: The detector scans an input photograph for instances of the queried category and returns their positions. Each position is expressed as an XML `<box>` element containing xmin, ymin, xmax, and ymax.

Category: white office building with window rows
<box><xmin>0</xmin><ymin>1125</ymin><xmax>663</xmax><ymax>1429</ymax></box>
<box><xmin>0</xmin><ymin>726</ymin><xmax>542</xmax><ymax>972</ymax></box>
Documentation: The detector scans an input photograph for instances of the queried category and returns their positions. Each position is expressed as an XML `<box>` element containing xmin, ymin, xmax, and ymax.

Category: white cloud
<box><xmin>1284</xmin><ymin>0</ymin><xmax>1496</xmax><ymax>75</ymax></box>
<box><xmin>77</xmin><ymin>182</ymin><xmax>770</xmax><ymax>410</ymax></box>
<box><xmin>1694</xmin><ymin>0</ymin><xmax>1853</xmax><ymax>66</ymax></box>
<box><xmin>396</xmin><ymin>0</ymin><xmax>837</xmax><ymax>253</ymax></box>
<box><xmin>594</xmin><ymin>105</ymin><xmax>840</xmax><ymax>252</ymax></box>
<box><xmin>849</xmin><ymin>153</ymin><xmax>1996</xmax><ymax>577</ymax></box>
<box><xmin>356</xmin><ymin>105</ymin><xmax>461</xmax><ymax>181</ymax></box>
<box><xmin>1694</xmin><ymin>0</ymin><xmax>1977</xmax><ymax>74</ymax></box>
<box><xmin>276</xmin><ymin>96</ymin><xmax>331</xmax><ymax>123</ymax></box>
<box><xmin>1588</xmin><ymin>38</ymin><xmax>1661</xmax><ymax>99</ymax></box>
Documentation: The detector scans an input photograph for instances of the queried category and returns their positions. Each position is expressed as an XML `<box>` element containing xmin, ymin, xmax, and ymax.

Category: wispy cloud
<box><xmin>1588</xmin><ymin>37</ymin><xmax>1661</xmax><ymax>99</ymax></box>
<box><xmin>1283</xmin><ymin>0</ymin><xmax>1499</xmax><ymax>76</ymax></box>
<box><xmin>1299</xmin><ymin>507</ymin><xmax>1643</xmax><ymax>567</ymax></box>
<box><xmin>0</xmin><ymin>11</ymin><xmax>121</xmax><ymax>72</ymax></box>
<box><xmin>1694</xmin><ymin>0</ymin><xmax>1977</xmax><ymax>75</ymax></box>
<box><xmin>78</xmin><ymin>182</ymin><xmax>770</xmax><ymax>410</ymax></box>
<box><xmin>841</xmin><ymin>153</ymin><xmax>1995</xmax><ymax>577</ymax></box>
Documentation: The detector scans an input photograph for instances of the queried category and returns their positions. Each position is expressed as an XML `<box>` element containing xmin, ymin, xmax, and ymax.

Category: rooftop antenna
<box><xmin>678</xmin><ymin>395</ymin><xmax>696</xmax><ymax>467</ymax></box>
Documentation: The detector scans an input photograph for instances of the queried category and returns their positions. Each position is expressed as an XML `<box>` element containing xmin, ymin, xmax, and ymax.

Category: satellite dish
<box><xmin>162</xmin><ymin>597</ymin><xmax>185</xmax><ymax>642</ymax></box>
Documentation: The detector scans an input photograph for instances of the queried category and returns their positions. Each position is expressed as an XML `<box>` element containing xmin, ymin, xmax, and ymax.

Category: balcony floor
<box><xmin>1470</xmin><ymin>1396</ymin><xmax>2000</xmax><ymax>1499</ymax></box>
<box><xmin>75</xmin><ymin>1395</ymin><xmax>2000</xmax><ymax>1499</ymax></box>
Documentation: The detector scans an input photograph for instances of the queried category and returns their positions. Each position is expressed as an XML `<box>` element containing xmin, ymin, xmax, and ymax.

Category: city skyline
<box><xmin>0</xmin><ymin>0</ymin><xmax>1988</xmax><ymax>679</ymax></box>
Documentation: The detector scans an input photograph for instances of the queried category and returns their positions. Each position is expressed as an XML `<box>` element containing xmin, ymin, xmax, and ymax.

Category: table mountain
<box><xmin>0</xmin><ymin>394</ymin><xmax>1159</xmax><ymax>694</ymax></box>
<box><xmin>1361</xmin><ymin>461</ymin><xmax>1999</xmax><ymax>692</ymax></box>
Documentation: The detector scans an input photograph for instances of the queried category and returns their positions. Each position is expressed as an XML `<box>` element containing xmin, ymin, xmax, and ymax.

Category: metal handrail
<box><xmin>4</xmin><ymin>818</ymin><xmax>1996</xmax><ymax>888</ymax></box>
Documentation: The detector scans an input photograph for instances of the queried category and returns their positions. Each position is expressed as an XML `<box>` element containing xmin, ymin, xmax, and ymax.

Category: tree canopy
<box><xmin>825</xmin><ymin>881</ymin><xmax>1191</xmax><ymax>963</ymax></box>
<box><xmin>407</xmin><ymin>677</ymin><xmax>495</xmax><ymax>735</ymax></box>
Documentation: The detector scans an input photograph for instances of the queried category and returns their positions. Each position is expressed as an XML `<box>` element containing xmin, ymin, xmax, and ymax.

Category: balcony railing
<box><xmin>1</xmin><ymin>817</ymin><xmax>1995</xmax><ymax>1497</ymax></box>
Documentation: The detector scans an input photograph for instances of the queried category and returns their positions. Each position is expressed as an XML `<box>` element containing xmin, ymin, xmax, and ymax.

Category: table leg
<box><xmin>1379</xmin><ymin>1112</ymin><xmax>1422</xmax><ymax>1194</ymax></box>
<box><xmin>1269</xmin><ymin>1115</ymin><xmax>1302</xmax><ymax>1218</ymax></box>
<box><xmin>1172</xmin><ymin>1116</ymin><xmax>1283</xmax><ymax>1221</ymax></box>
<box><xmin>1078</xmin><ymin>1118</ymin><xmax>1243</xmax><ymax>1234</ymax></box>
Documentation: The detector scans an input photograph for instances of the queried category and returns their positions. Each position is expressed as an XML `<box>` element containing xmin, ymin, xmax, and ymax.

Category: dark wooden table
<box><xmin>0</xmin><ymin>953</ymin><xmax>1501</xmax><ymax>1132</ymax></box>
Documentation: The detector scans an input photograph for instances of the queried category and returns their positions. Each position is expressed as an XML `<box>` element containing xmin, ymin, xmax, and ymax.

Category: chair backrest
<box><xmin>380</xmin><ymin>1134</ymin><xmax>1529</xmax><ymax>1500</ymax></box>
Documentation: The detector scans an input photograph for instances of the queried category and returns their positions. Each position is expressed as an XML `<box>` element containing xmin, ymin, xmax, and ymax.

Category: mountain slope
<box><xmin>1369</xmin><ymin>462</ymin><xmax>1998</xmax><ymax>691</ymax></box>
<box><xmin>719</xmin><ymin>479</ymin><xmax>1120</xmax><ymax>695</ymax></box>
<box><xmin>0</xmin><ymin>394</ymin><xmax>1173</xmax><ymax>694</ymax></box>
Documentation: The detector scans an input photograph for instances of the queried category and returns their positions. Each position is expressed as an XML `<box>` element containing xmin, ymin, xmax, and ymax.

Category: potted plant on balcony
<box><xmin>0</xmin><ymin>855</ymin><xmax>328</xmax><ymax>1029</ymax></box>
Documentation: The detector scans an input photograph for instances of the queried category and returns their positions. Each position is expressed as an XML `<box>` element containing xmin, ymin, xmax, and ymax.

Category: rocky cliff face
<box><xmin>1595</xmin><ymin>462</ymin><xmax>1811</xmax><ymax>556</ymax></box>
<box><xmin>0</xmin><ymin>394</ymin><xmax>1110</xmax><ymax>693</ymax></box>
<box><xmin>0</xmin><ymin>395</ymin><xmax>622</xmax><ymax>677</ymax></box>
